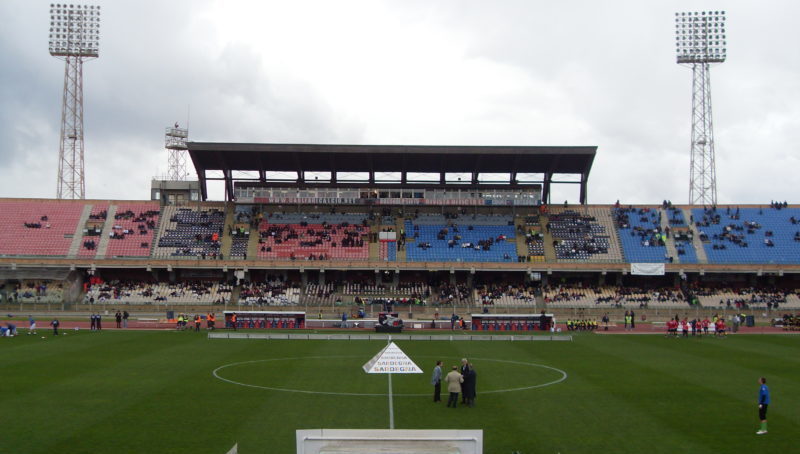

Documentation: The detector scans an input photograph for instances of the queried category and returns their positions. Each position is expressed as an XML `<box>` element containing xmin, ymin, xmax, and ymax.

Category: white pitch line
<box><xmin>212</xmin><ymin>356</ymin><xmax>567</xmax><ymax>396</ymax></box>
<box><xmin>388</xmin><ymin>373</ymin><xmax>395</xmax><ymax>429</ymax></box>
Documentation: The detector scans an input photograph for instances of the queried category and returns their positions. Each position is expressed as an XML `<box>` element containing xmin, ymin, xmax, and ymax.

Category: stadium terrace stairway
<box><xmin>74</xmin><ymin>203</ymin><xmax>109</xmax><ymax>259</ymax></box>
<box><xmin>369</xmin><ymin>224</ymin><xmax>381</xmax><ymax>261</ymax></box>
<box><xmin>219</xmin><ymin>205</ymin><xmax>235</xmax><ymax>259</ymax></box>
<box><xmin>541</xmin><ymin>219</ymin><xmax>557</xmax><ymax>262</ymax></box>
<box><xmin>395</xmin><ymin>217</ymin><xmax>406</xmax><ymax>262</ymax></box>
<box><xmin>662</xmin><ymin>206</ymin><xmax>698</xmax><ymax>264</ymax></box>
<box><xmin>683</xmin><ymin>208</ymin><xmax>709</xmax><ymax>264</ymax></box>
<box><xmin>246</xmin><ymin>228</ymin><xmax>260</xmax><ymax>259</ymax></box>
<box><xmin>659</xmin><ymin>209</ymin><xmax>680</xmax><ymax>262</ymax></box>
<box><xmin>68</xmin><ymin>204</ymin><xmax>94</xmax><ymax>258</ymax></box>
<box><xmin>95</xmin><ymin>204</ymin><xmax>118</xmax><ymax>257</ymax></box>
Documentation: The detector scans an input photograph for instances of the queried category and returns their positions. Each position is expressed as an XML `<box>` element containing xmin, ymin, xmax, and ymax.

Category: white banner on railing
<box><xmin>630</xmin><ymin>263</ymin><xmax>666</xmax><ymax>276</ymax></box>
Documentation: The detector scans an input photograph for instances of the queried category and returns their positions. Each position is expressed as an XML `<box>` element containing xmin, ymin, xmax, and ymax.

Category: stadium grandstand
<box><xmin>1</xmin><ymin>143</ymin><xmax>798</xmax><ymax>324</ymax></box>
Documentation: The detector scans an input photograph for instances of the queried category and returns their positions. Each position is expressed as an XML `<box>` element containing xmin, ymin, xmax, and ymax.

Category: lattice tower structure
<box><xmin>675</xmin><ymin>11</ymin><xmax>726</xmax><ymax>206</ymax></box>
<box><xmin>49</xmin><ymin>3</ymin><xmax>101</xmax><ymax>199</ymax></box>
<box><xmin>165</xmin><ymin>126</ymin><xmax>190</xmax><ymax>181</ymax></box>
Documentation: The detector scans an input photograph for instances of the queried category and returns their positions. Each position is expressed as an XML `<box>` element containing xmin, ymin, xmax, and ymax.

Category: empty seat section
<box><xmin>0</xmin><ymin>200</ymin><xmax>85</xmax><ymax>256</ymax></box>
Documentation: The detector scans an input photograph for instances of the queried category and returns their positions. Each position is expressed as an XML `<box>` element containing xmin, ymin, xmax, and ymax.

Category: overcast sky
<box><xmin>1</xmin><ymin>0</ymin><xmax>798</xmax><ymax>204</ymax></box>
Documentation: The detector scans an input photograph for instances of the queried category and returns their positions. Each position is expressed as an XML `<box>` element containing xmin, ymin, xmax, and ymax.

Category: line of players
<box><xmin>565</xmin><ymin>319</ymin><xmax>598</xmax><ymax>331</ymax></box>
<box><xmin>665</xmin><ymin>316</ymin><xmax>726</xmax><ymax>337</ymax></box>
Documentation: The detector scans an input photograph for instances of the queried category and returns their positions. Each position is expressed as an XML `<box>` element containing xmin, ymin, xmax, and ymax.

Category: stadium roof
<box><xmin>186</xmin><ymin>142</ymin><xmax>597</xmax><ymax>202</ymax></box>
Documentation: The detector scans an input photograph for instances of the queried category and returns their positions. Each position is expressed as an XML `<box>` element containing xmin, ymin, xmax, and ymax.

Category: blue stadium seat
<box><xmin>692</xmin><ymin>207</ymin><xmax>800</xmax><ymax>264</ymax></box>
<box><xmin>613</xmin><ymin>208</ymin><xmax>668</xmax><ymax>263</ymax></box>
<box><xmin>404</xmin><ymin>220</ymin><xmax>516</xmax><ymax>263</ymax></box>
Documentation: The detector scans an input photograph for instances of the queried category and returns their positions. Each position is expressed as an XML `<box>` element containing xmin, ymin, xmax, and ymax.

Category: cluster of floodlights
<box><xmin>675</xmin><ymin>11</ymin><xmax>726</xmax><ymax>63</ymax></box>
<box><xmin>48</xmin><ymin>4</ymin><xmax>100</xmax><ymax>57</ymax></box>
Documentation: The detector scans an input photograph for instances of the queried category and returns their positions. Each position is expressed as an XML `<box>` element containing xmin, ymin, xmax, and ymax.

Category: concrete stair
<box><xmin>95</xmin><ymin>205</ymin><xmax>118</xmax><ymax>257</ymax></box>
<box><xmin>219</xmin><ymin>204</ymin><xmax>236</xmax><ymax>258</ymax></box>
<box><xmin>68</xmin><ymin>204</ymin><xmax>94</xmax><ymax>257</ymax></box>
<box><xmin>229</xmin><ymin>285</ymin><xmax>241</xmax><ymax>305</ymax></box>
<box><xmin>659</xmin><ymin>208</ymin><xmax>680</xmax><ymax>263</ymax></box>
<box><xmin>540</xmin><ymin>216</ymin><xmax>557</xmax><ymax>262</ymax></box>
<box><xmin>683</xmin><ymin>208</ymin><xmax>709</xmax><ymax>264</ymax></box>
<box><xmin>247</xmin><ymin>230</ymin><xmax>260</xmax><ymax>259</ymax></box>
<box><xmin>395</xmin><ymin>217</ymin><xmax>407</xmax><ymax>262</ymax></box>
<box><xmin>514</xmin><ymin>218</ymin><xmax>529</xmax><ymax>258</ymax></box>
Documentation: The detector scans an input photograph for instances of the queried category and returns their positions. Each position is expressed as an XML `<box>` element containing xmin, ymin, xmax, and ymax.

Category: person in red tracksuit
<box><xmin>715</xmin><ymin>318</ymin><xmax>726</xmax><ymax>337</ymax></box>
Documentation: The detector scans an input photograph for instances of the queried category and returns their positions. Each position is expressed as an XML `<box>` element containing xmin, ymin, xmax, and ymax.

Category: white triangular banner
<box><xmin>362</xmin><ymin>342</ymin><xmax>423</xmax><ymax>374</ymax></box>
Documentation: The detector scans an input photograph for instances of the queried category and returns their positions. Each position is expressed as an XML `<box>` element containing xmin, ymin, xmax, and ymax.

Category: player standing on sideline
<box><xmin>757</xmin><ymin>377</ymin><xmax>770</xmax><ymax>435</ymax></box>
<box><xmin>27</xmin><ymin>315</ymin><xmax>37</xmax><ymax>335</ymax></box>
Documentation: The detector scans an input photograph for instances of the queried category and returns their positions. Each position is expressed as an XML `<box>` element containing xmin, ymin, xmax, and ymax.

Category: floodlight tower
<box><xmin>675</xmin><ymin>11</ymin><xmax>726</xmax><ymax>206</ymax></box>
<box><xmin>48</xmin><ymin>3</ymin><xmax>100</xmax><ymax>199</ymax></box>
<box><xmin>165</xmin><ymin>124</ymin><xmax>189</xmax><ymax>181</ymax></box>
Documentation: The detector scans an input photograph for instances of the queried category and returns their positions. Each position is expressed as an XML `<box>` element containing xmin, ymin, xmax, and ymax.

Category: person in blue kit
<box><xmin>757</xmin><ymin>377</ymin><xmax>770</xmax><ymax>435</ymax></box>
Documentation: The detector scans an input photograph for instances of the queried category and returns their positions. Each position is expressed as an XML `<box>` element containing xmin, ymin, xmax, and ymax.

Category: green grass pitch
<box><xmin>2</xmin><ymin>330</ymin><xmax>799</xmax><ymax>453</ymax></box>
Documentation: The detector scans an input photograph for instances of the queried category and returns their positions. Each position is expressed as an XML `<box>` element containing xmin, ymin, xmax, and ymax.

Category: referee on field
<box><xmin>757</xmin><ymin>377</ymin><xmax>770</xmax><ymax>435</ymax></box>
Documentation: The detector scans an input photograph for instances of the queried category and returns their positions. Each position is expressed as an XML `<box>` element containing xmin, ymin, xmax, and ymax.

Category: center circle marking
<box><xmin>212</xmin><ymin>355</ymin><xmax>567</xmax><ymax>396</ymax></box>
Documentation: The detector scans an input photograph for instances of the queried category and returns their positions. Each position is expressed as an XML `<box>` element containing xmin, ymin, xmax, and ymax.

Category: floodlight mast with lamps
<box><xmin>675</xmin><ymin>11</ymin><xmax>726</xmax><ymax>206</ymax></box>
<box><xmin>49</xmin><ymin>3</ymin><xmax>100</xmax><ymax>199</ymax></box>
<box><xmin>165</xmin><ymin>124</ymin><xmax>190</xmax><ymax>181</ymax></box>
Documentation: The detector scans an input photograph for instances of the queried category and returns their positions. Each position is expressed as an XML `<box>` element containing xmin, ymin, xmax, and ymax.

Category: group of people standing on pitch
<box><xmin>665</xmin><ymin>316</ymin><xmax>726</xmax><ymax>338</ymax></box>
<box><xmin>89</xmin><ymin>313</ymin><xmax>103</xmax><ymax>330</ymax></box>
<box><xmin>431</xmin><ymin>358</ymin><xmax>477</xmax><ymax>408</ymax></box>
